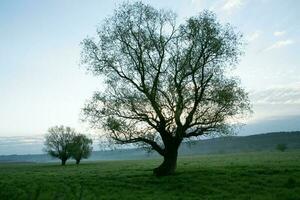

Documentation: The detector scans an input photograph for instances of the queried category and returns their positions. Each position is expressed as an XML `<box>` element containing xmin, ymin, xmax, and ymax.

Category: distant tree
<box><xmin>276</xmin><ymin>144</ymin><xmax>287</xmax><ymax>152</ymax></box>
<box><xmin>44</xmin><ymin>125</ymin><xmax>76</xmax><ymax>165</ymax></box>
<box><xmin>81</xmin><ymin>2</ymin><xmax>251</xmax><ymax>176</ymax></box>
<box><xmin>70</xmin><ymin>134</ymin><xmax>93</xmax><ymax>164</ymax></box>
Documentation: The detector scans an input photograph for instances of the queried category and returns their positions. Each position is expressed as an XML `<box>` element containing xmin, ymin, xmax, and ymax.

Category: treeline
<box><xmin>44</xmin><ymin>125</ymin><xmax>93</xmax><ymax>165</ymax></box>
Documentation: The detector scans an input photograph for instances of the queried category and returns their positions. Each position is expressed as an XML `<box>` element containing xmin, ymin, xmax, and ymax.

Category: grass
<box><xmin>0</xmin><ymin>151</ymin><xmax>299</xmax><ymax>200</ymax></box>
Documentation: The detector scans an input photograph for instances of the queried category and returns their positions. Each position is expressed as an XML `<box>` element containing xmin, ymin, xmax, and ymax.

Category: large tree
<box><xmin>81</xmin><ymin>2</ymin><xmax>250</xmax><ymax>176</ymax></box>
<box><xmin>44</xmin><ymin>125</ymin><xmax>76</xmax><ymax>165</ymax></box>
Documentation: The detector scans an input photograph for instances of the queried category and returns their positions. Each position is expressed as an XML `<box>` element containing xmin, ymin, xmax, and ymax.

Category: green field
<box><xmin>0</xmin><ymin>151</ymin><xmax>299</xmax><ymax>200</ymax></box>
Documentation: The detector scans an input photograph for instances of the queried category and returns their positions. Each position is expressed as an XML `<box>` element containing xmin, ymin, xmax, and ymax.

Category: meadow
<box><xmin>0</xmin><ymin>151</ymin><xmax>299</xmax><ymax>200</ymax></box>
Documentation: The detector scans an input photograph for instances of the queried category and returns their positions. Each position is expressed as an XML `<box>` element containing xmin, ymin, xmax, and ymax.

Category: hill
<box><xmin>0</xmin><ymin>131</ymin><xmax>299</xmax><ymax>163</ymax></box>
<box><xmin>180</xmin><ymin>131</ymin><xmax>300</xmax><ymax>154</ymax></box>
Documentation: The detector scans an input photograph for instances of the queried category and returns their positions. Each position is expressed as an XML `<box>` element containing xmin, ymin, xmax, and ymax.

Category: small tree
<box><xmin>44</xmin><ymin>125</ymin><xmax>75</xmax><ymax>165</ymax></box>
<box><xmin>70</xmin><ymin>134</ymin><xmax>93</xmax><ymax>164</ymax></box>
<box><xmin>276</xmin><ymin>144</ymin><xmax>287</xmax><ymax>152</ymax></box>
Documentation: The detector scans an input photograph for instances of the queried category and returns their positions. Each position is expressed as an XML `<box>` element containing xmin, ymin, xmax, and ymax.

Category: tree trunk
<box><xmin>153</xmin><ymin>145</ymin><xmax>178</xmax><ymax>176</ymax></box>
<box><xmin>76</xmin><ymin>159</ymin><xmax>80</xmax><ymax>165</ymax></box>
<box><xmin>61</xmin><ymin>159</ymin><xmax>67</xmax><ymax>166</ymax></box>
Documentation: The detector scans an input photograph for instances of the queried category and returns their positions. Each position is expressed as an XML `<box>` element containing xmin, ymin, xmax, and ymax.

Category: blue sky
<box><xmin>0</xmin><ymin>0</ymin><xmax>300</xmax><ymax>138</ymax></box>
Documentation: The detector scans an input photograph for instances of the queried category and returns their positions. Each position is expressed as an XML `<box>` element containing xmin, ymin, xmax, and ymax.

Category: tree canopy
<box><xmin>81</xmin><ymin>2</ymin><xmax>250</xmax><ymax>176</ymax></box>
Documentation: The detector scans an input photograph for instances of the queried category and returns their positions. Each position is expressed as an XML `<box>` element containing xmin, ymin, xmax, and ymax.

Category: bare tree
<box><xmin>70</xmin><ymin>134</ymin><xmax>93</xmax><ymax>164</ymax></box>
<box><xmin>81</xmin><ymin>2</ymin><xmax>251</xmax><ymax>176</ymax></box>
<box><xmin>44</xmin><ymin>125</ymin><xmax>75</xmax><ymax>165</ymax></box>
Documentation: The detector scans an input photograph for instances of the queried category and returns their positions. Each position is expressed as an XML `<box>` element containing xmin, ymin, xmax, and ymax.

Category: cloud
<box><xmin>264</xmin><ymin>39</ymin><xmax>294</xmax><ymax>51</ymax></box>
<box><xmin>247</xmin><ymin>30</ymin><xmax>262</xmax><ymax>42</ymax></box>
<box><xmin>0</xmin><ymin>135</ymin><xmax>44</xmax><ymax>145</ymax></box>
<box><xmin>190</xmin><ymin>0</ymin><xmax>205</xmax><ymax>10</ymax></box>
<box><xmin>191</xmin><ymin>0</ymin><xmax>202</xmax><ymax>4</ymax></box>
<box><xmin>221</xmin><ymin>0</ymin><xmax>243</xmax><ymax>11</ymax></box>
<box><xmin>240</xmin><ymin>115</ymin><xmax>300</xmax><ymax>135</ymax></box>
<box><xmin>251</xmin><ymin>84</ymin><xmax>300</xmax><ymax>105</ymax></box>
<box><xmin>273</xmin><ymin>31</ymin><xmax>286</xmax><ymax>37</ymax></box>
<box><xmin>193</xmin><ymin>0</ymin><xmax>244</xmax><ymax>15</ymax></box>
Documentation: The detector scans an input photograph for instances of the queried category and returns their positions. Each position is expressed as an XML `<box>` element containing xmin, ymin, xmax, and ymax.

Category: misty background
<box><xmin>0</xmin><ymin>0</ymin><xmax>299</xmax><ymax>155</ymax></box>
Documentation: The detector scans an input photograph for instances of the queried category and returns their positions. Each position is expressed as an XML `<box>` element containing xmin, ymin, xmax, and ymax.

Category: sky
<box><xmin>0</xmin><ymin>0</ymin><xmax>300</xmax><ymax>145</ymax></box>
